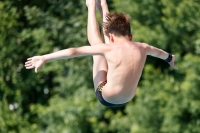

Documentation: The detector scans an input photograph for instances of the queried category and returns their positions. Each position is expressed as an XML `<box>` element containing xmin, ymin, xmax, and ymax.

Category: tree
<box><xmin>1</xmin><ymin>0</ymin><xmax>200</xmax><ymax>132</ymax></box>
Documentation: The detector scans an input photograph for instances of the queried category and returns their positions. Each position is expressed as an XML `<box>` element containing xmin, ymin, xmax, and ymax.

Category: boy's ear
<box><xmin>109</xmin><ymin>33</ymin><xmax>114</xmax><ymax>42</ymax></box>
<box><xmin>129</xmin><ymin>34</ymin><xmax>133</xmax><ymax>41</ymax></box>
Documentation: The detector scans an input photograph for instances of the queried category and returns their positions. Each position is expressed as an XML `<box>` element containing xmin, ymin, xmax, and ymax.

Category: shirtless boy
<box><xmin>25</xmin><ymin>0</ymin><xmax>177</xmax><ymax>107</ymax></box>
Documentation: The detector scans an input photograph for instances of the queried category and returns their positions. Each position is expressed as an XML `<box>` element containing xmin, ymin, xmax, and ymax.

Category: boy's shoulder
<box><xmin>132</xmin><ymin>42</ymin><xmax>150</xmax><ymax>49</ymax></box>
<box><xmin>132</xmin><ymin>41</ymin><xmax>147</xmax><ymax>45</ymax></box>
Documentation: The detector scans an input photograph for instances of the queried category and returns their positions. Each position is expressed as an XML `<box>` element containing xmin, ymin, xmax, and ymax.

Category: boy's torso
<box><xmin>102</xmin><ymin>42</ymin><xmax>147</xmax><ymax>104</ymax></box>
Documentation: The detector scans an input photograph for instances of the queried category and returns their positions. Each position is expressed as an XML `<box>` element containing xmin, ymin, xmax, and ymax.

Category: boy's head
<box><xmin>103</xmin><ymin>12</ymin><xmax>131</xmax><ymax>38</ymax></box>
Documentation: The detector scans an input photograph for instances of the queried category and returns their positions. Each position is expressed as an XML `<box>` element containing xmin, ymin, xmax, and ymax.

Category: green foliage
<box><xmin>1</xmin><ymin>0</ymin><xmax>200</xmax><ymax>133</ymax></box>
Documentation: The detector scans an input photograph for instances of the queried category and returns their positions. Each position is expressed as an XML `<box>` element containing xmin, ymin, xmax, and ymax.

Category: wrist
<box><xmin>41</xmin><ymin>55</ymin><xmax>47</xmax><ymax>63</ymax></box>
<box><xmin>164</xmin><ymin>53</ymin><xmax>172</xmax><ymax>63</ymax></box>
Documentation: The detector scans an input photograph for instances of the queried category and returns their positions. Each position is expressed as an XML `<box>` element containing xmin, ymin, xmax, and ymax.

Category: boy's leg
<box><xmin>86</xmin><ymin>0</ymin><xmax>108</xmax><ymax>90</ymax></box>
<box><xmin>97</xmin><ymin>0</ymin><xmax>110</xmax><ymax>44</ymax></box>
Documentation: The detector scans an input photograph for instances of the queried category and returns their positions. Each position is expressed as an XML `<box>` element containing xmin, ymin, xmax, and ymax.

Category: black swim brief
<box><xmin>95</xmin><ymin>81</ymin><xmax>125</xmax><ymax>107</ymax></box>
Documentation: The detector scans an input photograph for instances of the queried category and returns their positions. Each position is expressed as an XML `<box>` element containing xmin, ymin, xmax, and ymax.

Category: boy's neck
<box><xmin>112</xmin><ymin>35</ymin><xmax>131</xmax><ymax>43</ymax></box>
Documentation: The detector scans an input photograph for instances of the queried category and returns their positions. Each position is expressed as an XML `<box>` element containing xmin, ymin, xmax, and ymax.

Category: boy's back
<box><xmin>102</xmin><ymin>41</ymin><xmax>147</xmax><ymax>104</ymax></box>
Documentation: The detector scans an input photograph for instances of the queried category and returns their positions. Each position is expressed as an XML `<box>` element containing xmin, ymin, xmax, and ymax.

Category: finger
<box><xmin>27</xmin><ymin>58</ymin><xmax>32</xmax><ymax>61</ymax></box>
<box><xmin>25</xmin><ymin>62</ymin><xmax>33</xmax><ymax>66</ymax></box>
<box><xmin>172</xmin><ymin>65</ymin><xmax>178</xmax><ymax>70</ymax></box>
<box><xmin>174</xmin><ymin>66</ymin><xmax>178</xmax><ymax>70</ymax></box>
<box><xmin>26</xmin><ymin>66</ymin><xmax>35</xmax><ymax>69</ymax></box>
<box><xmin>35</xmin><ymin>67</ymin><xmax>38</xmax><ymax>73</ymax></box>
<box><xmin>25</xmin><ymin>64</ymin><xmax>33</xmax><ymax>68</ymax></box>
<box><xmin>25</xmin><ymin>61</ymin><xmax>32</xmax><ymax>65</ymax></box>
<box><xmin>25</xmin><ymin>64</ymin><xmax>30</xmax><ymax>67</ymax></box>
<box><xmin>172</xmin><ymin>62</ymin><xmax>178</xmax><ymax>70</ymax></box>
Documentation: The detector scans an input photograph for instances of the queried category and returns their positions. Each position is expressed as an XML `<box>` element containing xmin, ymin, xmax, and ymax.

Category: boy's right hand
<box><xmin>169</xmin><ymin>55</ymin><xmax>178</xmax><ymax>70</ymax></box>
<box><xmin>25</xmin><ymin>56</ymin><xmax>45</xmax><ymax>73</ymax></box>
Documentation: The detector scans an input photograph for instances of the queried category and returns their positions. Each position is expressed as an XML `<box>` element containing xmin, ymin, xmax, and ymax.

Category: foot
<box><xmin>86</xmin><ymin>0</ymin><xmax>95</xmax><ymax>7</ymax></box>
<box><xmin>100</xmin><ymin>0</ymin><xmax>107</xmax><ymax>7</ymax></box>
<box><xmin>86</xmin><ymin>0</ymin><xmax>101</xmax><ymax>11</ymax></box>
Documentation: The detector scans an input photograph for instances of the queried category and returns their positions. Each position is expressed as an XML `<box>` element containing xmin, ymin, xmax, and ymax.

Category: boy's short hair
<box><xmin>103</xmin><ymin>12</ymin><xmax>131</xmax><ymax>37</ymax></box>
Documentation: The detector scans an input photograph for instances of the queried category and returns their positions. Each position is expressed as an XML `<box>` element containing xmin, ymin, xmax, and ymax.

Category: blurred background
<box><xmin>0</xmin><ymin>0</ymin><xmax>200</xmax><ymax>132</ymax></box>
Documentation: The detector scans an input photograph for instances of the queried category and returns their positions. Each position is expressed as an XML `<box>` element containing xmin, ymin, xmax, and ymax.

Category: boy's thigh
<box><xmin>93</xmin><ymin>70</ymin><xmax>107</xmax><ymax>90</ymax></box>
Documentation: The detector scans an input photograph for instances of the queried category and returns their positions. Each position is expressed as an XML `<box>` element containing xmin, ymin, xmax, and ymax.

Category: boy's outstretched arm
<box><xmin>25</xmin><ymin>44</ymin><xmax>109</xmax><ymax>73</ymax></box>
<box><xmin>144</xmin><ymin>43</ymin><xmax>178</xmax><ymax>70</ymax></box>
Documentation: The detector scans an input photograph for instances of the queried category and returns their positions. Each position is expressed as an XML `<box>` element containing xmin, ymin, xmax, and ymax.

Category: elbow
<box><xmin>68</xmin><ymin>48</ymin><xmax>77</xmax><ymax>56</ymax></box>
